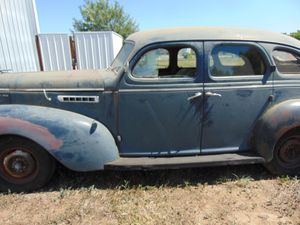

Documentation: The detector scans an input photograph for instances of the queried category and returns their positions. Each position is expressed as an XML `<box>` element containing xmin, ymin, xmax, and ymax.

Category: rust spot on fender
<box><xmin>0</xmin><ymin>117</ymin><xmax>63</xmax><ymax>150</ymax></box>
<box><xmin>264</xmin><ymin>104</ymin><xmax>293</xmax><ymax>129</ymax></box>
<box><xmin>280</xmin><ymin>109</ymin><xmax>290</xmax><ymax>119</ymax></box>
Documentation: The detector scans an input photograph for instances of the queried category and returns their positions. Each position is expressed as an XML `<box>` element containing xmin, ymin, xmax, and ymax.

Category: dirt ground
<box><xmin>0</xmin><ymin>164</ymin><xmax>299</xmax><ymax>225</ymax></box>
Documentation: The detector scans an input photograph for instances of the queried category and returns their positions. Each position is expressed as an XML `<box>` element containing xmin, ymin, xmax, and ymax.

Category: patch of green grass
<box><xmin>233</xmin><ymin>174</ymin><xmax>254</xmax><ymax>188</ymax></box>
<box><xmin>215</xmin><ymin>173</ymin><xmax>254</xmax><ymax>187</ymax></box>
<box><xmin>276</xmin><ymin>175</ymin><xmax>299</xmax><ymax>185</ymax></box>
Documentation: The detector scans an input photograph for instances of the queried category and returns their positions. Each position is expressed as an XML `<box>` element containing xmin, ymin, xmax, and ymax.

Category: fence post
<box><xmin>35</xmin><ymin>35</ymin><xmax>44</xmax><ymax>71</ymax></box>
<box><xmin>69</xmin><ymin>36</ymin><xmax>77</xmax><ymax>70</ymax></box>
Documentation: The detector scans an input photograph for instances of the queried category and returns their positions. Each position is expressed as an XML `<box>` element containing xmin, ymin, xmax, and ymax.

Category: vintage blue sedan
<box><xmin>0</xmin><ymin>27</ymin><xmax>300</xmax><ymax>191</ymax></box>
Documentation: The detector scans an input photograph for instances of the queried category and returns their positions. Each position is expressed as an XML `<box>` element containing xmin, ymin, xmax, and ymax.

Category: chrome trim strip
<box><xmin>120</xmin><ymin>149</ymin><xmax>200</xmax><ymax>157</ymax></box>
<box><xmin>103</xmin><ymin>91</ymin><xmax>113</xmax><ymax>94</ymax></box>
<box><xmin>43</xmin><ymin>89</ymin><xmax>52</xmax><ymax>101</ymax></box>
<box><xmin>201</xmin><ymin>147</ymin><xmax>240</xmax><ymax>153</ymax></box>
<box><xmin>273</xmin><ymin>84</ymin><xmax>300</xmax><ymax>88</ymax></box>
<box><xmin>119</xmin><ymin>87</ymin><xmax>202</xmax><ymax>93</ymax></box>
<box><xmin>204</xmin><ymin>85</ymin><xmax>273</xmax><ymax>90</ymax></box>
<box><xmin>273</xmin><ymin>80</ymin><xmax>300</xmax><ymax>84</ymax></box>
<box><xmin>0</xmin><ymin>88</ymin><xmax>105</xmax><ymax>92</ymax></box>
<box><xmin>119</xmin><ymin>85</ymin><xmax>274</xmax><ymax>92</ymax></box>
<box><xmin>204</xmin><ymin>81</ymin><xmax>268</xmax><ymax>86</ymax></box>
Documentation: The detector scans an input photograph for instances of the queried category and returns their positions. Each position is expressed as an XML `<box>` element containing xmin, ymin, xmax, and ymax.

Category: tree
<box><xmin>290</xmin><ymin>30</ymin><xmax>300</xmax><ymax>40</ymax></box>
<box><xmin>73</xmin><ymin>0</ymin><xmax>138</xmax><ymax>38</ymax></box>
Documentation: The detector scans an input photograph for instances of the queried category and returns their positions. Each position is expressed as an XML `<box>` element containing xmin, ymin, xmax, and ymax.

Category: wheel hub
<box><xmin>3</xmin><ymin>150</ymin><xmax>36</xmax><ymax>179</ymax></box>
<box><xmin>278</xmin><ymin>138</ymin><xmax>300</xmax><ymax>167</ymax></box>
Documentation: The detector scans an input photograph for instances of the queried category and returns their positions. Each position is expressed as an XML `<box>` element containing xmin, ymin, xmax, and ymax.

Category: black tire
<box><xmin>265</xmin><ymin>132</ymin><xmax>300</xmax><ymax>175</ymax></box>
<box><xmin>0</xmin><ymin>136</ymin><xmax>56</xmax><ymax>192</ymax></box>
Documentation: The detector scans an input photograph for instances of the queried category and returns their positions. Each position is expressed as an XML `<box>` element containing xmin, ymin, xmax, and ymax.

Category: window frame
<box><xmin>272</xmin><ymin>47</ymin><xmax>300</xmax><ymax>77</ymax></box>
<box><xmin>205</xmin><ymin>41</ymin><xmax>270</xmax><ymax>82</ymax></box>
<box><xmin>126</xmin><ymin>42</ymin><xmax>201</xmax><ymax>84</ymax></box>
<box><xmin>110</xmin><ymin>41</ymin><xmax>135</xmax><ymax>73</ymax></box>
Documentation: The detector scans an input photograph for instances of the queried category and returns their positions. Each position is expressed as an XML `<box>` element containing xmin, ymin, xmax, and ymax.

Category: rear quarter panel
<box><xmin>254</xmin><ymin>43</ymin><xmax>300</xmax><ymax>161</ymax></box>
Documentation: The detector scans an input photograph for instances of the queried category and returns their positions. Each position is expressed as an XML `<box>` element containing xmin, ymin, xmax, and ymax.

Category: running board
<box><xmin>104</xmin><ymin>153</ymin><xmax>265</xmax><ymax>170</ymax></box>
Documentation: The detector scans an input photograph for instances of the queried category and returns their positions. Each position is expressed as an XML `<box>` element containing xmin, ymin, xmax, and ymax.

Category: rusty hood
<box><xmin>0</xmin><ymin>69</ymin><xmax>116</xmax><ymax>90</ymax></box>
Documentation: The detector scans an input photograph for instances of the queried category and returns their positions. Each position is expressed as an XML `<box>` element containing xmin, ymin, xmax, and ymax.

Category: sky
<box><xmin>35</xmin><ymin>0</ymin><xmax>300</xmax><ymax>35</ymax></box>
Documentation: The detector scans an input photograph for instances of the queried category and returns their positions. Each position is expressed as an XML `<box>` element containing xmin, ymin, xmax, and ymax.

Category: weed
<box><xmin>118</xmin><ymin>179</ymin><xmax>130</xmax><ymax>190</ymax></box>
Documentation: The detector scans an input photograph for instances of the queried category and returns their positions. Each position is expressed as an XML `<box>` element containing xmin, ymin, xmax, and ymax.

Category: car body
<box><xmin>0</xmin><ymin>27</ymin><xmax>300</xmax><ymax>191</ymax></box>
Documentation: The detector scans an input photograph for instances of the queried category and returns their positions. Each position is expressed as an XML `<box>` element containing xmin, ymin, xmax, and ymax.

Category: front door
<box><xmin>201</xmin><ymin>41</ymin><xmax>273</xmax><ymax>153</ymax></box>
<box><xmin>118</xmin><ymin>42</ymin><xmax>204</xmax><ymax>156</ymax></box>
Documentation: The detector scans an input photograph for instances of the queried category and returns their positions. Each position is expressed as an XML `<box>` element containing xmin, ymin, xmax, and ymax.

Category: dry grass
<box><xmin>0</xmin><ymin>165</ymin><xmax>299</xmax><ymax>225</ymax></box>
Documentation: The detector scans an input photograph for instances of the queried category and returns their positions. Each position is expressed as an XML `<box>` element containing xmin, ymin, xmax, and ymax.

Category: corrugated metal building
<box><xmin>74</xmin><ymin>32</ymin><xmax>123</xmax><ymax>70</ymax></box>
<box><xmin>0</xmin><ymin>1</ymin><xmax>123</xmax><ymax>72</ymax></box>
<box><xmin>0</xmin><ymin>0</ymin><xmax>40</xmax><ymax>72</ymax></box>
<box><xmin>37</xmin><ymin>33</ymin><xmax>73</xmax><ymax>71</ymax></box>
<box><xmin>37</xmin><ymin>32</ymin><xmax>123</xmax><ymax>71</ymax></box>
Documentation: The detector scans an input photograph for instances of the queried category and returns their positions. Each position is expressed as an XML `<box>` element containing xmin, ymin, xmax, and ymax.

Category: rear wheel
<box><xmin>0</xmin><ymin>136</ymin><xmax>56</xmax><ymax>192</ymax></box>
<box><xmin>265</xmin><ymin>133</ymin><xmax>300</xmax><ymax>175</ymax></box>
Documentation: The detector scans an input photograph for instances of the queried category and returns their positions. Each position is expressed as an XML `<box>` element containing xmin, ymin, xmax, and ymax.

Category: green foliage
<box><xmin>73</xmin><ymin>0</ymin><xmax>138</xmax><ymax>38</ymax></box>
<box><xmin>290</xmin><ymin>30</ymin><xmax>300</xmax><ymax>40</ymax></box>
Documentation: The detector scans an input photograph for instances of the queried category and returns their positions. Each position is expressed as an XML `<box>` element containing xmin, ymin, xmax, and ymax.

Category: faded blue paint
<box><xmin>9</xmin><ymin>91</ymin><xmax>118</xmax><ymax>140</ymax></box>
<box><xmin>201</xmin><ymin>41</ymin><xmax>274</xmax><ymax>153</ymax></box>
<box><xmin>0</xmin><ymin>28</ymin><xmax>299</xmax><ymax>172</ymax></box>
<box><xmin>251</xmin><ymin>42</ymin><xmax>300</xmax><ymax>161</ymax></box>
<box><xmin>0</xmin><ymin>105</ymin><xmax>119</xmax><ymax>171</ymax></box>
<box><xmin>118</xmin><ymin>41</ymin><xmax>203</xmax><ymax>156</ymax></box>
<box><xmin>254</xmin><ymin>100</ymin><xmax>300</xmax><ymax>161</ymax></box>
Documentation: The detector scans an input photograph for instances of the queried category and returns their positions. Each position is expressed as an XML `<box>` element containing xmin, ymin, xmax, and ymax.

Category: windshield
<box><xmin>110</xmin><ymin>42</ymin><xmax>134</xmax><ymax>72</ymax></box>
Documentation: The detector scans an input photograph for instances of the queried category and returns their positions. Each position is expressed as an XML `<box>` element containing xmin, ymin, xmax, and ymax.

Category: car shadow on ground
<box><xmin>39</xmin><ymin>164</ymin><xmax>277</xmax><ymax>193</ymax></box>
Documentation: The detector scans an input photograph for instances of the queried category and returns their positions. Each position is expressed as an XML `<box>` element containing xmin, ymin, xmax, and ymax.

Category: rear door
<box><xmin>201</xmin><ymin>41</ymin><xmax>273</xmax><ymax>153</ymax></box>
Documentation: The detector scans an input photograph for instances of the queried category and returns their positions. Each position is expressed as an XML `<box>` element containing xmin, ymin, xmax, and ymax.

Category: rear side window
<box><xmin>273</xmin><ymin>50</ymin><xmax>300</xmax><ymax>74</ymax></box>
<box><xmin>209</xmin><ymin>44</ymin><xmax>266</xmax><ymax>77</ymax></box>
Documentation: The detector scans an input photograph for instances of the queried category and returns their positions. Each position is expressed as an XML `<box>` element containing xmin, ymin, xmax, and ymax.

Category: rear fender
<box><xmin>0</xmin><ymin>105</ymin><xmax>119</xmax><ymax>171</ymax></box>
<box><xmin>254</xmin><ymin>99</ymin><xmax>300</xmax><ymax>162</ymax></box>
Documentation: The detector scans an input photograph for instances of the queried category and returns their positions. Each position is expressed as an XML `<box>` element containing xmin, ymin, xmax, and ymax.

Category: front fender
<box><xmin>254</xmin><ymin>99</ymin><xmax>300</xmax><ymax>162</ymax></box>
<box><xmin>0</xmin><ymin>105</ymin><xmax>119</xmax><ymax>171</ymax></box>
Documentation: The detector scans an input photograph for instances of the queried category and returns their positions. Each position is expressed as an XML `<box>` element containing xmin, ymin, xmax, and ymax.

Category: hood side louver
<box><xmin>57</xmin><ymin>95</ymin><xmax>99</xmax><ymax>103</ymax></box>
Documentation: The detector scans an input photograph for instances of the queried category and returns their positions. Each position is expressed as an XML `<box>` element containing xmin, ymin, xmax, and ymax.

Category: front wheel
<box><xmin>265</xmin><ymin>133</ymin><xmax>300</xmax><ymax>175</ymax></box>
<box><xmin>0</xmin><ymin>136</ymin><xmax>56</xmax><ymax>192</ymax></box>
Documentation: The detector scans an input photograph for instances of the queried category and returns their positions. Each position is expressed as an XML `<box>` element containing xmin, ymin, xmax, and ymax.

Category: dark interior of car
<box><xmin>210</xmin><ymin>46</ymin><xmax>266</xmax><ymax>76</ymax></box>
<box><xmin>158</xmin><ymin>46</ymin><xmax>196</xmax><ymax>78</ymax></box>
<box><xmin>273</xmin><ymin>58</ymin><xmax>300</xmax><ymax>74</ymax></box>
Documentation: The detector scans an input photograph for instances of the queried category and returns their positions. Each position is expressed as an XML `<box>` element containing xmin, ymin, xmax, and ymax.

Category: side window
<box><xmin>132</xmin><ymin>46</ymin><xmax>197</xmax><ymax>78</ymax></box>
<box><xmin>209</xmin><ymin>44</ymin><xmax>266</xmax><ymax>77</ymax></box>
<box><xmin>273</xmin><ymin>50</ymin><xmax>300</xmax><ymax>74</ymax></box>
<box><xmin>132</xmin><ymin>48</ymin><xmax>169</xmax><ymax>78</ymax></box>
<box><xmin>177</xmin><ymin>48</ymin><xmax>196</xmax><ymax>68</ymax></box>
<box><xmin>177</xmin><ymin>48</ymin><xmax>196</xmax><ymax>77</ymax></box>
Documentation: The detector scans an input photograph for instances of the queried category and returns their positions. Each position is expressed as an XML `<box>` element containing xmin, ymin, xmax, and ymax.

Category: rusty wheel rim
<box><xmin>278</xmin><ymin>136</ymin><xmax>300</xmax><ymax>168</ymax></box>
<box><xmin>0</xmin><ymin>147</ymin><xmax>38</xmax><ymax>184</ymax></box>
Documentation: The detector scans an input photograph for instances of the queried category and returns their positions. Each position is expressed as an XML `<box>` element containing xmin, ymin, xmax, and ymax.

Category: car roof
<box><xmin>127</xmin><ymin>27</ymin><xmax>300</xmax><ymax>49</ymax></box>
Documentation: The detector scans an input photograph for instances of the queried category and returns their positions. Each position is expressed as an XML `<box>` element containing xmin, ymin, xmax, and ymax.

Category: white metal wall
<box><xmin>0</xmin><ymin>0</ymin><xmax>40</xmax><ymax>72</ymax></box>
<box><xmin>37</xmin><ymin>33</ymin><xmax>72</xmax><ymax>71</ymax></box>
<box><xmin>74</xmin><ymin>31</ymin><xmax>123</xmax><ymax>70</ymax></box>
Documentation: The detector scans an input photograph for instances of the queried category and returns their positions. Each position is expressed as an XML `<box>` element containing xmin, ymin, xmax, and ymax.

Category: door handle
<box><xmin>187</xmin><ymin>92</ymin><xmax>203</xmax><ymax>101</ymax></box>
<box><xmin>205</xmin><ymin>91</ymin><xmax>222</xmax><ymax>97</ymax></box>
